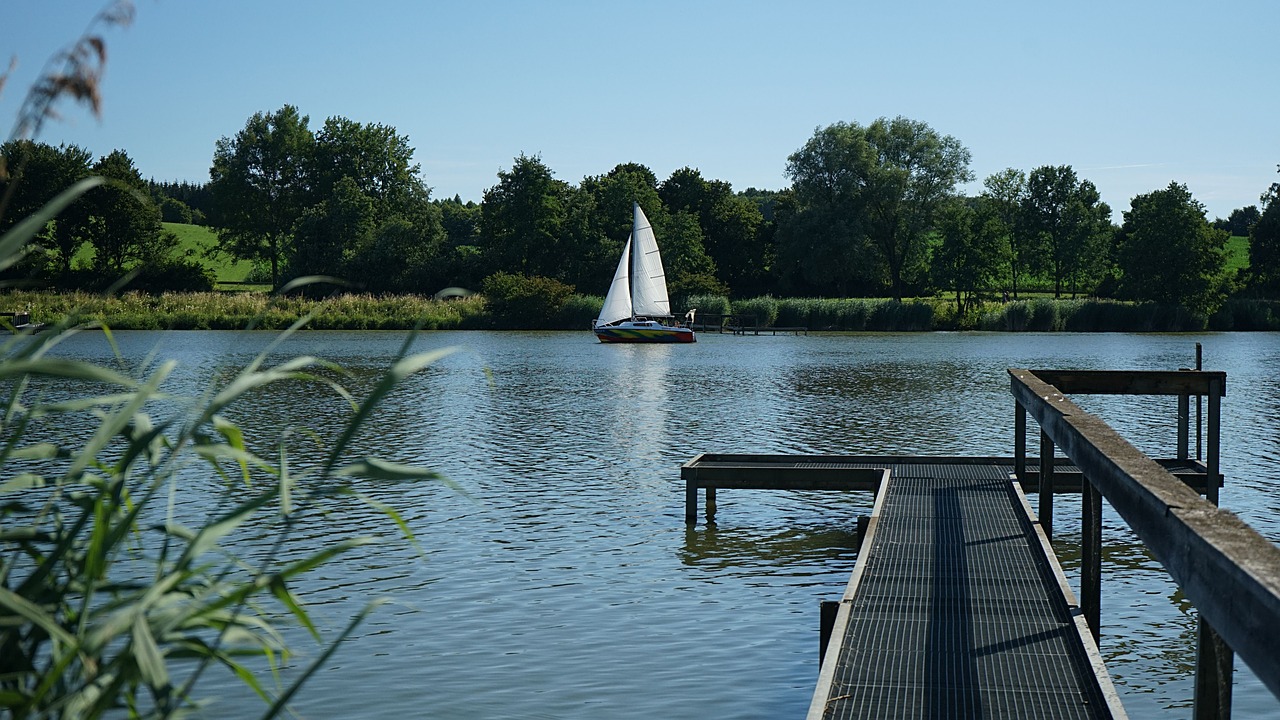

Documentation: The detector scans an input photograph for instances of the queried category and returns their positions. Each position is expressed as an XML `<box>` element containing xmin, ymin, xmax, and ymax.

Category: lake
<box><xmin>37</xmin><ymin>329</ymin><xmax>1280</xmax><ymax>718</ymax></box>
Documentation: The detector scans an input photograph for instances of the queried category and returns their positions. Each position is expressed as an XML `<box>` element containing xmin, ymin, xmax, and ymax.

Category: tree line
<box><xmin>3</xmin><ymin>106</ymin><xmax>1279</xmax><ymax>316</ymax></box>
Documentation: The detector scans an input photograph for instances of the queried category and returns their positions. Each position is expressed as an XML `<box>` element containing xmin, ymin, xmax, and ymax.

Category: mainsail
<box><xmin>629</xmin><ymin>203</ymin><xmax>671</xmax><ymax>317</ymax></box>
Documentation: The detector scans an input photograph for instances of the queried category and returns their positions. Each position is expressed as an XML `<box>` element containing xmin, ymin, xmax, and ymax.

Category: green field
<box><xmin>70</xmin><ymin>223</ymin><xmax>265</xmax><ymax>289</ymax></box>
<box><xmin>164</xmin><ymin>222</ymin><xmax>266</xmax><ymax>288</ymax></box>
<box><xmin>1225</xmin><ymin>235</ymin><xmax>1250</xmax><ymax>274</ymax></box>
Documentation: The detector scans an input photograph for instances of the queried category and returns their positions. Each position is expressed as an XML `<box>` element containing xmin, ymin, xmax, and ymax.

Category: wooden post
<box><xmin>1193</xmin><ymin>621</ymin><xmax>1234</xmax><ymax>720</ymax></box>
<box><xmin>1014</xmin><ymin>402</ymin><xmax>1027</xmax><ymax>481</ymax></box>
<box><xmin>1039</xmin><ymin>429</ymin><xmax>1054</xmax><ymax>538</ymax></box>
<box><xmin>1177</xmin><ymin>393</ymin><xmax>1190</xmax><ymax>460</ymax></box>
<box><xmin>1081</xmin><ymin>479</ymin><xmax>1102</xmax><ymax>643</ymax></box>
<box><xmin>1206</xmin><ymin>375</ymin><xmax>1222</xmax><ymax>506</ymax></box>
<box><xmin>819</xmin><ymin>600</ymin><xmax>839</xmax><ymax>665</ymax></box>
<box><xmin>1193</xmin><ymin>372</ymin><xmax>1231</xmax><ymax>718</ymax></box>
<box><xmin>706</xmin><ymin>486</ymin><xmax>717</xmax><ymax>522</ymax></box>
<box><xmin>685</xmin><ymin>479</ymin><xmax>698</xmax><ymax>523</ymax></box>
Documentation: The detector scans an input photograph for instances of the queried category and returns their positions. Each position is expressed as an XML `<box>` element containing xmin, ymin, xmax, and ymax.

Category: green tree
<box><xmin>783</xmin><ymin>117</ymin><xmax>973</xmax><ymax>299</ymax></box>
<box><xmin>779</xmin><ymin>122</ymin><xmax>878</xmax><ymax>295</ymax></box>
<box><xmin>1116</xmin><ymin>182</ymin><xmax>1227</xmax><ymax>312</ymax></box>
<box><xmin>290</xmin><ymin>175</ymin><xmax>376</xmax><ymax>282</ymax></box>
<box><xmin>660</xmin><ymin>209</ymin><xmax>727</xmax><ymax>299</ymax></box>
<box><xmin>84</xmin><ymin>149</ymin><xmax>171</xmax><ymax>275</ymax></box>
<box><xmin>981</xmin><ymin>168</ymin><xmax>1042</xmax><ymax>299</ymax></box>
<box><xmin>1023</xmin><ymin>165</ymin><xmax>1112</xmax><ymax>297</ymax></box>
<box><xmin>210</xmin><ymin>105</ymin><xmax>314</xmax><ymax>289</ymax></box>
<box><xmin>0</xmin><ymin>140</ymin><xmax>94</xmax><ymax>275</ymax></box>
<box><xmin>311</xmin><ymin>117</ymin><xmax>429</xmax><ymax>219</ymax></box>
<box><xmin>158</xmin><ymin>196</ymin><xmax>192</xmax><ymax>223</ymax></box>
<box><xmin>933</xmin><ymin>197</ymin><xmax>1009</xmax><ymax>320</ymax></box>
<box><xmin>1214</xmin><ymin>205</ymin><xmax>1260</xmax><ymax>236</ymax></box>
<box><xmin>659</xmin><ymin>167</ymin><xmax>763</xmax><ymax>297</ymax></box>
<box><xmin>478</xmin><ymin>154</ymin><xmax>573</xmax><ymax>280</ymax></box>
<box><xmin>436</xmin><ymin>196</ymin><xmax>484</xmax><ymax>290</ymax></box>
<box><xmin>861</xmin><ymin>117</ymin><xmax>974</xmax><ymax>300</ymax></box>
<box><xmin>1249</xmin><ymin>166</ymin><xmax>1280</xmax><ymax>295</ymax></box>
<box><xmin>575</xmin><ymin>163</ymin><xmax>669</xmax><ymax>293</ymax></box>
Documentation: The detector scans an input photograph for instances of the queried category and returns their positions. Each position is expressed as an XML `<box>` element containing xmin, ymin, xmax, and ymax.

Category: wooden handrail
<box><xmin>1009</xmin><ymin>368</ymin><xmax>1280</xmax><ymax>706</ymax></box>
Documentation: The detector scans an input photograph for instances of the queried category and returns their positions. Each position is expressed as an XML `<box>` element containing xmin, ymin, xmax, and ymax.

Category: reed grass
<box><xmin>978</xmin><ymin>298</ymin><xmax>1211</xmax><ymax>332</ymax></box>
<box><xmin>2</xmin><ymin>130</ymin><xmax>450</xmax><ymax>717</ymax></box>
<box><xmin>1</xmin><ymin>290</ymin><xmax>488</xmax><ymax>331</ymax></box>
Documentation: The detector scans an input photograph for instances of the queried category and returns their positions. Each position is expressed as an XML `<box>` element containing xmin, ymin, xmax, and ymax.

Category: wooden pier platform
<box><xmin>681</xmin><ymin>454</ymin><xmax>1126</xmax><ymax>718</ymax></box>
<box><xmin>809</xmin><ymin>459</ymin><xmax>1122</xmax><ymax>719</ymax></box>
<box><xmin>682</xmin><ymin>367</ymin><xmax>1280</xmax><ymax>718</ymax></box>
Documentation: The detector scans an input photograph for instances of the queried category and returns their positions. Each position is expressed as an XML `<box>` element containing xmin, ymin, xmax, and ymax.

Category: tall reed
<box><xmin>2</xmin><ymin>163</ymin><xmax>447</xmax><ymax>719</ymax></box>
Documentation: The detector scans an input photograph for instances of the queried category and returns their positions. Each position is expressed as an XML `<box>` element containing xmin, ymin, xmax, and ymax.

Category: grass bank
<box><xmin>7</xmin><ymin>290</ymin><xmax>1280</xmax><ymax>332</ymax></box>
<box><xmin>4</xmin><ymin>290</ymin><xmax>489</xmax><ymax>330</ymax></box>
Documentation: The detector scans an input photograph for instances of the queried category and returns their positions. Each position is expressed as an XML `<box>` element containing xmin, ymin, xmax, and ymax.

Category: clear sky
<box><xmin>2</xmin><ymin>0</ymin><xmax>1277</xmax><ymax>221</ymax></box>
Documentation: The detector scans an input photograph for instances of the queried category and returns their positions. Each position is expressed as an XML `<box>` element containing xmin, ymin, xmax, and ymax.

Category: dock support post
<box><xmin>1039</xmin><ymin>429</ymin><xmax>1054</xmax><ymax>538</ymax></box>
<box><xmin>1081</xmin><ymin>478</ymin><xmax>1102</xmax><ymax>642</ymax></box>
<box><xmin>819</xmin><ymin>601</ymin><xmax>839</xmax><ymax>665</ymax></box>
<box><xmin>1193</xmin><ymin>621</ymin><xmax>1233</xmax><ymax>720</ymax></box>
<box><xmin>705</xmin><ymin>486</ymin><xmax>717</xmax><ymax>521</ymax></box>
<box><xmin>1014</xmin><ymin>402</ymin><xmax>1027</xmax><ymax>481</ymax></box>
<box><xmin>1177</xmin><ymin>392</ymin><xmax>1190</xmax><ymax>460</ymax></box>
<box><xmin>685</xmin><ymin>479</ymin><xmax>697</xmax><ymax>523</ymax></box>
<box><xmin>1193</xmin><ymin>374</ymin><xmax>1232</xmax><ymax>718</ymax></box>
<box><xmin>1206</xmin><ymin>375</ymin><xmax>1222</xmax><ymax>506</ymax></box>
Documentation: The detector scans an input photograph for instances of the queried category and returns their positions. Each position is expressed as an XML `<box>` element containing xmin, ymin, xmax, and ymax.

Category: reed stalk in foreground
<box><xmin>1</xmin><ymin>212</ymin><xmax>452</xmax><ymax>718</ymax></box>
<box><xmin>2</xmin><ymin>8</ymin><xmax>450</xmax><ymax>712</ymax></box>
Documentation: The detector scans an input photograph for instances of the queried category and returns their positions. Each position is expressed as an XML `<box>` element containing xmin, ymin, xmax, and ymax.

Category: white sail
<box><xmin>629</xmin><ymin>203</ymin><xmax>671</xmax><ymax>317</ymax></box>
<box><xmin>596</xmin><ymin>235</ymin><xmax>633</xmax><ymax>326</ymax></box>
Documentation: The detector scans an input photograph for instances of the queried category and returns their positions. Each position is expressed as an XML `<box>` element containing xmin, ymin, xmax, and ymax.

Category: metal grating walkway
<box><xmin>813</xmin><ymin>463</ymin><xmax>1117</xmax><ymax>719</ymax></box>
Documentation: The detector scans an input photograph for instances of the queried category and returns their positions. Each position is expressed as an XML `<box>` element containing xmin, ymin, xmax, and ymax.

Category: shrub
<box><xmin>480</xmin><ymin>271</ymin><xmax>575</xmax><ymax>330</ymax></box>
<box><xmin>684</xmin><ymin>294</ymin><xmax>730</xmax><ymax>316</ymax></box>
<box><xmin>732</xmin><ymin>295</ymin><xmax>779</xmax><ymax>327</ymax></box>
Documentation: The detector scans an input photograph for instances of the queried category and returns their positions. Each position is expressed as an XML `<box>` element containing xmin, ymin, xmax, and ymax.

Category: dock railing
<box><xmin>1010</xmin><ymin>368</ymin><xmax>1280</xmax><ymax>719</ymax></box>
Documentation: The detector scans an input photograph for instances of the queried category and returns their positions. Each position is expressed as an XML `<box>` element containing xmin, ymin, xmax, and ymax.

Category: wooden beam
<box><xmin>1029</xmin><ymin>369</ymin><xmax>1226</xmax><ymax>397</ymax></box>
<box><xmin>1009</xmin><ymin>369</ymin><xmax>1280</xmax><ymax>701</ymax></box>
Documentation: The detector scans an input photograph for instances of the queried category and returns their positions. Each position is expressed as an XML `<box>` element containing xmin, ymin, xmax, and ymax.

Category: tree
<box><xmin>0</xmin><ymin>140</ymin><xmax>94</xmax><ymax>275</ymax></box>
<box><xmin>311</xmin><ymin>117</ymin><xmax>429</xmax><ymax>219</ymax></box>
<box><xmin>659</xmin><ymin>167</ymin><xmax>764</xmax><ymax>297</ymax></box>
<box><xmin>1116</xmin><ymin>182</ymin><xmax>1227</xmax><ymax>312</ymax></box>
<box><xmin>782</xmin><ymin>117</ymin><xmax>973</xmax><ymax>299</ymax></box>
<box><xmin>478</xmin><ymin>154</ymin><xmax>573</xmax><ymax>280</ymax></box>
<box><xmin>660</xmin><ymin>209</ymin><xmax>727</xmax><ymax>299</ymax></box>
<box><xmin>210</xmin><ymin>105</ymin><xmax>314</xmax><ymax>289</ymax></box>
<box><xmin>1214</xmin><ymin>205</ymin><xmax>1260</xmax><ymax>237</ymax></box>
<box><xmin>84</xmin><ymin>149</ymin><xmax>171</xmax><ymax>275</ymax></box>
<box><xmin>290</xmin><ymin>176</ymin><xmax>376</xmax><ymax>283</ymax></box>
<box><xmin>933</xmin><ymin>197</ymin><xmax>1009</xmax><ymax>320</ymax></box>
<box><xmin>1023</xmin><ymin>165</ymin><xmax>1112</xmax><ymax>297</ymax></box>
<box><xmin>1249</xmin><ymin>166</ymin><xmax>1280</xmax><ymax>295</ymax></box>
<box><xmin>981</xmin><ymin>168</ymin><xmax>1041</xmax><ymax>299</ymax></box>
<box><xmin>575</xmin><ymin>163</ymin><xmax>668</xmax><ymax>292</ymax></box>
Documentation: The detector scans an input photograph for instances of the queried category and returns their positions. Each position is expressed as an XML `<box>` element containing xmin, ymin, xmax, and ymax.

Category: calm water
<box><xmin>36</xmin><ymin>329</ymin><xmax>1280</xmax><ymax>718</ymax></box>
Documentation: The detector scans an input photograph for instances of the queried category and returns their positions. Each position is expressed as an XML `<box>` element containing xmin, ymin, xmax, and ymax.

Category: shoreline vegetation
<box><xmin>5</xmin><ymin>289</ymin><xmax>1279</xmax><ymax>333</ymax></box>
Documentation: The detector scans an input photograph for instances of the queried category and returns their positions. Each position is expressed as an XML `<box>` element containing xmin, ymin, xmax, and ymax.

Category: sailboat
<box><xmin>592</xmin><ymin>203</ymin><xmax>695</xmax><ymax>343</ymax></box>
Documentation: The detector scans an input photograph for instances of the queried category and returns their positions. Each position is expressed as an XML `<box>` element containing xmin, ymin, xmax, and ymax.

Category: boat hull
<box><xmin>594</xmin><ymin>325</ymin><xmax>696</xmax><ymax>343</ymax></box>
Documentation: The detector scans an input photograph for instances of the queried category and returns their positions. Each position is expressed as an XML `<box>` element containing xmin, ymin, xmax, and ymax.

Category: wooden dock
<box><xmin>681</xmin><ymin>368</ymin><xmax>1280</xmax><ymax>719</ymax></box>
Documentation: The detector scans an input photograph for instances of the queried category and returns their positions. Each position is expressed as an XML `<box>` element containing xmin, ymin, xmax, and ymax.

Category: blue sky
<box><xmin>2</xmin><ymin>0</ymin><xmax>1277</xmax><ymax>221</ymax></box>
